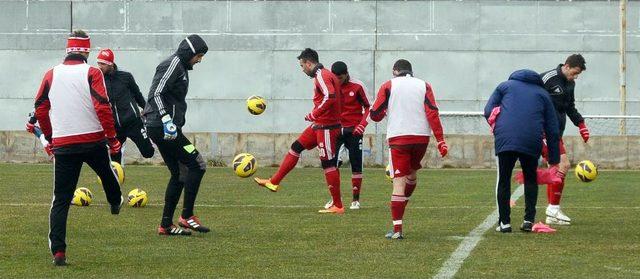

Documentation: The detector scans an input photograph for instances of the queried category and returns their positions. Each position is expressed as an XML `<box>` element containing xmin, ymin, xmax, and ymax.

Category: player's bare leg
<box><xmin>546</xmin><ymin>154</ymin><xmax>571</xmax><ymax>225</ymax></box>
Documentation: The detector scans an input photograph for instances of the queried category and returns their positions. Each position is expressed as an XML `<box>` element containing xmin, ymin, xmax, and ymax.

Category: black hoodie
<box><xmin>143</xmin><ymin>34</ymin><xmax>208</xmax><ymax>128</ymax></box>
<box><xmin>104</xmin><ymin>64</ymin><xmax>146</xmax><ymax>130</ymax></box>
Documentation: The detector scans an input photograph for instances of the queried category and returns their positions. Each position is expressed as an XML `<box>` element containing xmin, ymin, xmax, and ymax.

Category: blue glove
<box><xmin>161</xmin><ymin>115</ymin><xmax>177</xmax><ymax>140</ymax></box>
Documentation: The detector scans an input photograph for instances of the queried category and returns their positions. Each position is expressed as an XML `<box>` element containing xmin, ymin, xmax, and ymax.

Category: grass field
<box><xmin>0</xmin><ymin>163</ymin><xmax>639</xmax><ymax>278</ymax></box>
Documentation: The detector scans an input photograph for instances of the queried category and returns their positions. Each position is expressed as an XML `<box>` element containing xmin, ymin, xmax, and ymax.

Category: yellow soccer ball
<box><xmin>71</xmin><ymin>187</ymin><xmax>93</xmax><ymax>206</ymax></box>
<box><xmin>385</xmin><ymin>164</ymin><xmax>393</xmax><ymax>180</ymax></box>
<box><xmin>575</xmin><ymin>160</ymin><xmax>598</xmax><ymax>182</ymax></box>
<box><xmin>97</xmin><ymin>161</ymin><xmax>125</xmax><ymax>186</ymax></box>
<box><xmin>233</xmin><ymin>153</ymin><xmax>257</xmax><ymax>178</ymax></box>
<box><xmin>127</xmin><ymin>188</ymin><xmax>148</xmax><ymax>208</ymax></box>
<box><xmin>247</xmin><ymin>95</ymin><xmax>267</xmax><ymax>115</ymax></box>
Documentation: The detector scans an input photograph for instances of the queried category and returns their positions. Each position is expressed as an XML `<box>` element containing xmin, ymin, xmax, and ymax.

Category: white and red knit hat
<box><xmin>66</xmin><ymin>36</ymin><xmax>91</xmax><ymax>53</ymax></box>
<box><xmin>97</xmin><ymin>48</ymin><xmax>114</xmax><ymax>65</ymax></box>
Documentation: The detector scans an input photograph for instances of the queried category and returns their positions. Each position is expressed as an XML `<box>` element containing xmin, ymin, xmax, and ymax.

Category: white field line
<box><xmin>433</xmin><ymin>185</ymin><xmax>525</xmax><ymax>279</ymax></box>
<box><xmin>1</xmin><ymin>202</ymin><xmax>639</xmax><ymax>210</ymax></box>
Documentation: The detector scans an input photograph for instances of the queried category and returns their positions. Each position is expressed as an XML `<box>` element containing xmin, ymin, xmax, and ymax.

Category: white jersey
<box><xmin>386</xmin><ymin>75</ymin><xmax>431</xmax><ymax>139</ymax></box>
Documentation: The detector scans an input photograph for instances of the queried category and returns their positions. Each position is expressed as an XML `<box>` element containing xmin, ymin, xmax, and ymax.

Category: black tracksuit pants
<box><xmin>335</xmin><ymin>128</ymin><xmax>363</xmax><ymax>174</ymax></box>
<box><xmin>496</xmin><ymin>151</ymin><xmax>539</xmax><ymax>225</ymax></box>
<box><xmin>49</xmin><ymin>144</ymin><xmax>122</xmax><ymax>254</ymax></box>
<box><xmin>112</xmin><ymin>121</ymin><xmax>155</xmax><ymax>164</ymax></box>
<box><xmin>147</xmin><ymin>127</ymin><xmax>206</xmax><ymax>227</ymax></box>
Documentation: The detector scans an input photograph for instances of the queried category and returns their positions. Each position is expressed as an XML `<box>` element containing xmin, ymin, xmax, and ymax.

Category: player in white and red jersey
<box><xmin>322</xmin><ymin>61</ymin><xmax>370</xmax><ymax>210</ymax></box>
<box><xmin>254</xmin><ymin>48</ymin><xmax>345</xmax><ymax>214</ymax></box>
<box><xmin>33</xmin><ymin>30</ymin><xmax>123</xmax><ymax>265</ymax></box>
<box><xmin>370</xmin><ymin>59</ymin><xmax>448</xmax><ymax>239</ymax></box>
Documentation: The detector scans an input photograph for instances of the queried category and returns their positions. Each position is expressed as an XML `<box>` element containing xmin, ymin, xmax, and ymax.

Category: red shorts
<box><xmin>297</xmin><ymin>125</ymin><xmax>341</xmax><ymax>161</ymax></box>
<box><xmin>542</xmin><ymin>138</ymin><xmax>566</xmax><ymax>161</ymax></box>
<box><xmin>388</xmin><ymin>144</ymin><xmax>428</xmax><ymax>178</ymax></box>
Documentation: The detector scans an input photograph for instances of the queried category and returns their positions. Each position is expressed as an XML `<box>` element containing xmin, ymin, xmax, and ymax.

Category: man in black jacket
<box><xmin>97</xmin><ymin>48</ymin><xmax>154</xmax><ymax>165</ymax></box>
<box><xmin>143</xmin><ymin>35</ymin><xmax>208</xmax><ymax>236</ymax></box>
<box><xmin>539</xmin><ymin>54</ymin><xmax>589</xmax><ymax>225</ymax></box>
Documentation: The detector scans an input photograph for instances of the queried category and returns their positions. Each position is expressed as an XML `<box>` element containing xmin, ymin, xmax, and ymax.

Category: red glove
<box><xmin>487</xmin><ymin>106</ymin><xmax>501</xmax><ymax>134</ymax></box>
<box><xmin>578</xmin><ymin>122</ymin><xmax>589</xmax><ymax>143</ymax></box>
<box><xmin>304</xmin><ymin>112</ymin><xmax>317</xmax><ymax>122</ymax></box>
<box><xmin>352</xmin><ymin>122</ymin><xmax>367</xmax><ymax>136</ymax></box>
<box><xmin>107</xmin><ymin>137</ymin><xmax>121</xmax><ymax>155</ymax></box>
<box><xmin>26</xmin><ymin>122</ymin><xmax>35</xmax><ymax>134</ymax></box>
<box><xmin>437</xmin><ymin>141</ymin><xmax>448</xmax><ymax>157</ymax></box>
<box><xmin>44</xmin><ymin>143</ymin><xmax>54</xmax><ymax>160</ymax></box>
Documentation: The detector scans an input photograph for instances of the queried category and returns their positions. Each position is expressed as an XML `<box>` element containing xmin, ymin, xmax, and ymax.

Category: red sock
<box><xmin>351</xmin><ymin>173</ymin><xmax>362</xmax><ymax>201</ymax></box>
<box><xmin>391</xmin><ymin>194</ymin><xmax>408</xmax><ymax>233</ymax></box>
<box><xmin>405</xmin><ymin>178</ymin><xmax>417</xmax><ymax>198</ymax></box>
<box><xmin>270</xmin><ymin>150</ymin><xmax>300</xmax><ymax>185</ymax></box>
<box><xmin>325</xmin><ymin>167</ymin><xmax>342</xmax><ymax>208</ymax></box>
<box><xmin>547</xmin><ymin>180</ymin><xmax>565</xmax><ymax>205</ymax></box>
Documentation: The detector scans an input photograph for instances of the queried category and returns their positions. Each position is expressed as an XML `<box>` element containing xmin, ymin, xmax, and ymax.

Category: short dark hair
<box><xmin>331</xmin><ymin>61</ymin><xmax>348</xmax><ymax>76</ymax></box>
<box><xmin>393</xmin><ymin>59</ymin><xmax>412</xmax><ymax>72</ymax></box>
<box><xmin>70</xmin><ymin>29</ymin><xmax>88</xmax><ymax>38</ymax></box>
<box><xmin>297</xmin><ymin>48</ymin><xmax>318</xmax><ymax>63</ymax></box>
<box><xmin>565</xmin><ymin>54</ymin><xmax>586</xmax><ymax>71</ymax></box>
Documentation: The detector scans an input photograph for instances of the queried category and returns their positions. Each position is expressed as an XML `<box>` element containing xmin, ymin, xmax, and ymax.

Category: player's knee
<box><xmin>191</xmin><ymin>153</ymin><xmax>207</xmax><ymax>173</ymax></box>
<box><xmin>560</xmin><ymin>161</ymin><xmax>570</xmax><ymax>173</ymax></box>
<box><xmin>321</xmin><ymin>159</ymin><xmax>336</xmax><ymax>170</ymax></box>
<box><xmin>291</xmin><ymin>141</ymin><xmax>305</xmax><ymax>154</ymax></box>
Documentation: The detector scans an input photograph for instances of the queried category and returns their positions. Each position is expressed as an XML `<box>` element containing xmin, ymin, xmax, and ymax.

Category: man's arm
<box><xmin>484</xmin><ymin>84</ymin><xmax>505</xmax><ymax>120</ymax></box>
<box><xmin>88</xmin><ymin>67</ymin><xmax>116</xmax><ymax>139</ymax></box>
<box><xmin>34</xmin><ymin>69</ymin><xmax>53</xmax><ymax>142</ymax></box>
<box><xmin>307</xmin><ymin>71</ymin><xmax>337</xmax><ymax>120</ymax></box>
<box><xmin>148</xmin><ymin>56</ymin><xmax>182</xmax><ymax>117</ymax></box>
<box><xmin>370</xmin><ymin>80</ymin><xmax>391</xmax><ymax>122</ymax></box>
<box><xmin>356</xmin><ymin>84</ymin><xmax>371</xmax><ymax>124</ymax></box>
<box><xmin>566</xmin><ymin>89</ymin><xmax>584</xmax><ymax>126</ymax></box>
<box><xmin>125</xmin><ymin>72</ymin><xmax>146</xmax><ymax>108</ymax></box>
<box><xmin>424</xmin><ymin>83</ymin><xmax>444</xmax><ymax>142</ymax></box>
<box><xmin>542</xmin><ymin>94</ymin><xmax>561</xmax><ymax>165</ymax></box>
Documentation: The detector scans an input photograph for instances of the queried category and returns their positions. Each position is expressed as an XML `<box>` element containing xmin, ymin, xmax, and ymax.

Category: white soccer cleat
<box><xmin>350</xmin><ymin>201</ymin><xmax>360</xmax><ymax>210</ymax></box>
<box><xmin>545</xmin><ymin>205</ymin><xmax>571</xmax><ymax>225</ymax></box>
<box><xmin>324</xmin><ymin>200</ymin><xmax>333</xmax><ymax>210</ymax></box>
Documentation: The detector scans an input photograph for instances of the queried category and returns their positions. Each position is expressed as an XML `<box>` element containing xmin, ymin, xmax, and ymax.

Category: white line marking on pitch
<box><xmin>433</xmin><ymin>185</ymin><xmax>525</xmax><ymax>279</ymax></box>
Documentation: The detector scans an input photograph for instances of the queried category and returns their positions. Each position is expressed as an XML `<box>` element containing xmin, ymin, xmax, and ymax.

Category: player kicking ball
<box><xmin>254</xmin><ymin>48</ymin><xmax>345</xmax><ymax>214</ymax></box>
<box><xmin>322</xmin><ymin>61</ymin><xmax>370</xmax><ymax>210</ymax></box>
<box><xmin>370</xmin><ymin>59</ymin><xmax>448</xmax><ymax>239</ymax></box>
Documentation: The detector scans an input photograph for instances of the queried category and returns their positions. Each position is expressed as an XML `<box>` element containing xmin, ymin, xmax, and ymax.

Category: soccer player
<box><xmin>254</xmin><ymin>48</ymin><xmax>344</xmax><ymax>214</ymax></box>
<box><xmin>485</xmin><ymin>69</ymin><xmax>562</xmax><ymax>233</ymax></box>
<box><xmin>143</xmin><ymin>35</ymin><xmax>209</xmax><ymax>236</ymax></box>
<box><xmin>540</xmin><ymin>54</ymin><xmax>589</xmax><ymax>225</ymax></box>
<box><xmin>323</xmin><ymin>61</ymin><xmax>370</xmax><ymax>210</ymax></box>
<box><xmin>370</xmin><ymin>59</ymin><xmax>448</xmax><ymax>239</ymax></box>
<box><xmin>33</xmin><ymin>30</ymin><xmax>123</xmax><ymax>266</ymax></box>
<box><xmin>96</xmin><ymin>48</ymin><xmax>154</xmax><ymax>165</ymax></box>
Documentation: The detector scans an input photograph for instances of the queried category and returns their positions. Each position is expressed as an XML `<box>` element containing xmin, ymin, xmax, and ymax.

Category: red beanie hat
<box><xmin>97</xmin><ymin>48</ymin><xmax>114</xmax><ymax>65</ymax></box>
<box><xmin>66</xmin><ymin>36</ymin><xmax>91</xmax><ymax>53</ymax></box>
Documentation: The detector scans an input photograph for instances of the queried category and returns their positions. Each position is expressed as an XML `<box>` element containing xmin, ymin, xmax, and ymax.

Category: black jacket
<box><xmin>540</xmin><ymin>65</ymin><xmax>584</xmax><ymax>137</ymax></box>
<box><xmin>104</xmin><ymin>65</ymin><xmax>145</xmax><ymax>130</ymax></box>
<box><xmin>143</xmin><ymin>35</ymin><xmax>208</xmax><ymax>128</ymax></box>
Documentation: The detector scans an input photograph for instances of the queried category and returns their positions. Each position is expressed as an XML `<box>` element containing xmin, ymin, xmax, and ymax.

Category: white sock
<box><xmin>548</xmin><ymin>204</ymin><xmax>560</xmax><ymax>211</ymax></box>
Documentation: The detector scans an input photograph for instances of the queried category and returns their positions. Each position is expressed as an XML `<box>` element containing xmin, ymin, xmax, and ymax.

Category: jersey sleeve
<box><xmin>565</xmin><ymin>89</ymin><xmax>584</xmax><ymax>126</ymax></box>
<box><xmin>34</xmin><ymin>69</ymin><xmax>53</xmax><ymax>142</ymax></box>
<box><xmin>370</xmin><ymin>80</ymin><xmax>391</xmax><ymax>122</ymax></box>
<box><xmin>125</xmin><ymin>72</ymin><xmax>146</xmax><ymax>108</ymax></box>
<box><xmin>424</xmin><ymin>82</ymin><xmax>444</xmax><ymax>142</ymax></box>
<box><xmin>356</xmin><ymin>84</ymin><xmax>371</xmax><ymax>125</ymax></box>
<box><xmin>310</xmin><ymin>70</ymin><xmax>337</xmax><ymax>117</ymax></box>
<box><xmin>88</xmin><ymin>66</ymin><xmax>116</xmax><ymax>138</ymax></box>
<box><xmin>148</xmin><ymin>56</ymin><xmax>183</xmax><ymax>117</ymax></box>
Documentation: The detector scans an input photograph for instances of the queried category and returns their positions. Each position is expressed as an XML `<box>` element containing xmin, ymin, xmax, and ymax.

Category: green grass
<box><xmin>0</xmin><ymin>163</ymin><xmax>638</xmax><ymax>278</ymax></box>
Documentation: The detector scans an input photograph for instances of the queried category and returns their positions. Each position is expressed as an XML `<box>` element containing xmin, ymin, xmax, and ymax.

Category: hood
<box><xmin>175</xmin><ymin>34</ymin><xmax>208</xmax><ymax>70</ymax></box>
<box><xmin>508</xmin><ymin>69</ymin><xmax>543</xmax><ymax>86</ymax></box>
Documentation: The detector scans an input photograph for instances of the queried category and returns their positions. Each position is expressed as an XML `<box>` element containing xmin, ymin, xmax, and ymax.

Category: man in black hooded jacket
<box><xmin>143</xmin><ymin>34</ymin><xmax>209</xmax><ymax>236</ymax></box>
<box><xmin>97</xmin><ymin>48</ymin><xmax>154</xmax><ymax>164</ymax></box>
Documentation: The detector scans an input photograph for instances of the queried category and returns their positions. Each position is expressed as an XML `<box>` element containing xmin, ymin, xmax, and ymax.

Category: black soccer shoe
<box><xmin>520</xmin><ymin>221</ymin><xmax>533</xmax><ymax>232</ymax></box>
<box><xmin>52</xmin><ymin>251</ymin><xmax>67</xmax><ymax>266</ymax></box>
<box><xmin>110</xmin><ymin>196</ymin><xmax>123</xmax><ymax>215</ymax></box>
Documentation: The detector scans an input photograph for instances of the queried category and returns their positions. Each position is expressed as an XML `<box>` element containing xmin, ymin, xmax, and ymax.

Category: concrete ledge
<box><xmin>2</xmin><ymin>131</ymin><xmax>638</xmax><ymax>169</ymax></box>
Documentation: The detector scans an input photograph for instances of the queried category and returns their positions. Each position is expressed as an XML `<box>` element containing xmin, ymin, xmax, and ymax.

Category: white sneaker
<box><xmin>323</xmin><ymin>200</ymin><xmax>333</xmax><ymax>210</ymax></box>
<box><xmin>546</xmin><ymin>205</ymin><xmax>571</xmax><ymax>225</ymax></box>
<box><xmin>350</xmin><ymin>201</ymin><xmax>360</xmax><ymax>210</ymax></box>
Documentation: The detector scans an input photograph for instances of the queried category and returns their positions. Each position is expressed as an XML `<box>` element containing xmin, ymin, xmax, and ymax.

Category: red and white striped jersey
<box><xmin>370</xmin><ymin>74</ymin><xmax>445</xmax><ymax>146</ymax></box>
<box><xmin>310</xmin><ymin>66</ymin><xmax>341</xmax><ymax>127</ymax></box>
<box><xmin>34</xmin><ymin>54</ymin><xmax>116</xmax><ymax>147</ymax></box>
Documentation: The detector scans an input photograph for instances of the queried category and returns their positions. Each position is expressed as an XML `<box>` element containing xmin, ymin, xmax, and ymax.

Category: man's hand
<box><xmin>304</xmin><ymin>112</ymin><xmax>317</xmax><ymax>122</ymax></box>
<box><xmin>162</xmin><ymin>115</ymin><xmax>177</xmax><ymax>140</ymax></box>
<box><xmin>437</xmin><ymin>141</ymin><xmax>448</xmax><ymax>157</ymax></box>
<box><xmin>26</xmin><ymin>122</ymin><xmax>36</xmax><ymax>134</ymax></box>
<box><xmin>578</xmin><ymin>122</ymin><xmax>589</xmax><ymax>143</ymax></box>
<box><xmin>107</xmin><ymin>137</ymin><xmax>121</xmax><ymax>155</ymax></box>
<box><xmin>352</xmin><ymin>121</ymin><xmax>367</xmax><ymax>136</ymax></box>
<box><xmin>44</xmin><ymin>143</ymin><xmax>53</xmax><ymax>160</ymax></box>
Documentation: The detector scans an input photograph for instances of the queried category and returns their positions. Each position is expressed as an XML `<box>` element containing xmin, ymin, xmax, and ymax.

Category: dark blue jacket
<box><xmin>484</xmin><ymin>69</ymin><xmax>560</xmax><ymax>165</ymax></box>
